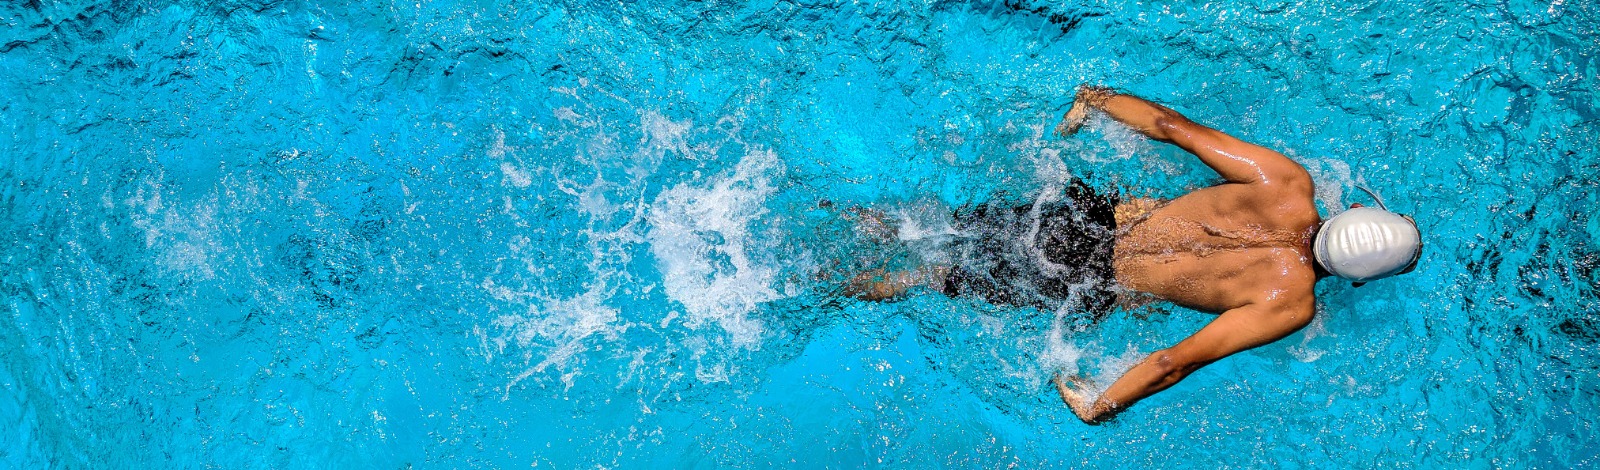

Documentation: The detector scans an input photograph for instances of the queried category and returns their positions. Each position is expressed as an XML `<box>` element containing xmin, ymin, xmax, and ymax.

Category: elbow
<box><xmin>1149</xmin><ymin>350</ymin><xmax>1204</xmax><ymax>386</ymax></box>
<box><xmin>1151</xmin><ymin>112</ymin><xmax>1194</xmax><ymax>142</ymax></box>
<box><xmin>1267</xmin><ymin>167</ymin><xmax>1315</xmax><ymax>194</ymax></box>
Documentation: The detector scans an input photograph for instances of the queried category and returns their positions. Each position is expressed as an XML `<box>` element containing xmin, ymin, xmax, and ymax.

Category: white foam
<box><xmin>481</xmin><ymin>100</ymin><xmax>789</xmax><ymax>392</ymax></box>
<box><xmin>1302</xmin><ymin>155</ymin><xmax>1353</xmax><ymax>214</ymax></box>
<box><xmin>553</xmin><ymin>173</ymin><xmax>620</xmax><ymax>219</ymax></box>
<box><xmin>485</xmin><ymin>215</ymin><xmax>634</xmax><ymax>394</ymax></box>
<box><xmin>647</xmin><ymin>147</ymin><xmax>785</xmax><ymax>349</ymax></box>
<box><xmin>126</xmin><ymin>175</ymin><xmax>221</xmax><ymax>281</ymax></box>
<box><xmin>1288</xmin><ymin>303</ymin><xmax>1331</xmax><ymax>363</ymax></box>
<box><xmin>486</xmin><ymin>102</ymin><xmax>680</xmax><ymax>392</ymax></box>
<box><xmin>1093</xmin><ymin>346</ymin><xmax>1149</xmax><ymax>391</ymax></box>
<box><xmin>1031</xmin><ymin>147</ymin><xmax>1073</xmax><ymax>185</ymax></box>
<box><xmin>499</xmin><ymin>162</ymin><xmax>533</xmax><ymax>188</ymax></box>
<box><xmin>1038</xmin><ymin>279</ymin><xmax>1106</xmax><ymax>381</ymax></box>
<box><xmin>487</xmin><ymin>127</ymin><xmax>512</xmax><ymax>159</ymax></box>
<box><xmin>488</xmin><ymin>128</ymin><xmax>537</xmax><ymax>189</ymax></box>
<box><xmin>553</xmin><ymin>106</ymin><xmax>581</xmax><ymax>122</ymax></box>
<box><xmin>640</xmin><ymin>110</ymin><xmax>693</xmax><ymax>159</ymax></box>
<box><xmin>1040</xmin><ymin>324</ymin><xmax>1085</xmax><ymax>378</ymax></box>
<box><xmin>891</xmin><ymin>205</ymin><xmax>958</xmax><ymax>243</ymax></box>
<box><xmin>490</xmin><ymin>279</ymin><xmax>621</xmax><ymax>393</ymax></box>
<box><xmin>1081</xmin><ymin>112</ymin><xmax>1152</xmax><ymax>163</ymax></box>
<box><xmin>891</xmin><ymin>209</ymin><xmax>956</xmax><ymax>266</ymax></box>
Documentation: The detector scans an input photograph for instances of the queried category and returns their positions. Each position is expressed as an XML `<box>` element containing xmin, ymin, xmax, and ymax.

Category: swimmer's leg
<box><xmin>845</xmin><ymin>206</ymin><xmax>898</xmax><ymax>241</ymax></box>
<box><xmin>823</xmin><ymin>201</ymin><xmax>956</xmax><ymax>301</ymax></box>
<box><xmin>842</xmin><ymin>265</ymin><xmax>950</xmax><ymax>301</ymax></box>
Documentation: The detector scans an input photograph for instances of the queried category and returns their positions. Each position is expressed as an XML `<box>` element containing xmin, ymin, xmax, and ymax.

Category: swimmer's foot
<box><xmin>841</xmin><ymin>266</ymin><xmax>951</xmax><ymax>302</ymax></box>
<box><xmin>845</xmin><ymin>206</ymin><xmax>898</xmax><ymax>241</ymax></box>
<box><xmin>842</xmin><ymin>268</ymin><xmax>899</xmax><ymax>301</ymax></box>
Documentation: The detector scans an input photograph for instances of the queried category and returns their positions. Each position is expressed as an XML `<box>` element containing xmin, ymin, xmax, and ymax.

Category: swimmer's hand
<box><xmin>1056</xmin><ymin>100</ymin><xmax>1091</xmax><ymax>136</ymax></box>
<box><xmin>1055</xmin><ymin>85</ymin><xmax>1117</xmax><ymax>137</ymax></box>
<box><xmin>1053</xmin><ymin>373</ymin><xmax>1102</xmax><ymax>425</ymax></box>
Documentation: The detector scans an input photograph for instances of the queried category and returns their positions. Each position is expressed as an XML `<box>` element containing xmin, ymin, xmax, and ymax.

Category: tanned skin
<box><xmin>1050</xmin><ymin>86</ymin><xmax>1325</xmax><ymax>424</ymax></box>
<box><xmin>841</xmin><ymin>86</ymin><xmax>1333</xmax><ymax>424</ymax></box>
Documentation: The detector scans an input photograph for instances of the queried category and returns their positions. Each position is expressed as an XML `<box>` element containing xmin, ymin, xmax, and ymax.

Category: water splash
<box><xmin>1078</xmin><ymin>112</ymin><xmax>1154</xmax><ymax>163</ymax></box>
<box><xmin>1303</xmin><ymin>155</ymin><xmax>1354</xmax><ymax>214</ymax></box>
<box><xmin>648</xmin><ymin>147</ymin><xmax>785</xmax><ymax>350</ymax></box>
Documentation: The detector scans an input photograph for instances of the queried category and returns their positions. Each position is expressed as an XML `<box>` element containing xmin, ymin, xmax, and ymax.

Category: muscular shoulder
<box><xmin>1251</xmin><ymin>252</ymin><xmax>1319</xmax><ymax>319</ymax></box>
<box><xmin>1236</xmin><ymin>162</ymin><xmax>1319</xmax><ymax>228</ymax></box>
<box><xmin>1259</xmin><ymin>162</ymin><xmax>1314</xmax><ymax>197</ymax></box>
<box><xmin>1222</xmin><ymin>144</ymin><xmax>1312</xmax><ymax>194</ymax></box>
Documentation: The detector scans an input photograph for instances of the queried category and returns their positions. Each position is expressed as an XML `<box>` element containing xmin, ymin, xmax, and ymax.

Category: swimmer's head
<box><xmin>1312</xmin><ymin>205</ymin><xmax>1422</xmax><ymax>283</ymax></box>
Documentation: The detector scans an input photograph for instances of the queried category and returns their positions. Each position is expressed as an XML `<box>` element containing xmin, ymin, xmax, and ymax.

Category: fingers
<box><xmin>1055</xmin><ymin>105</ymin><xmax>1088</xmax><ymax>137</ymax></box>
<box><xmin>1054</xmin><ymin>372</ymin><xmax>1105</xmax><ymax>424</ymax></box>
<box><xmin>1053</xmin><ymin>374</ymin><xmax>1086</xmax><ymax>402</ymax></box>
<box><xmin>1054</xmin><ymin>374</ymin><xmax>1099</xmax><ymax>401</ymax></box>
<box><xmin>1076</xmin><ymin>84</ymin><xmax>1117</xmax><ymax>105</ymax></box>
<box><xmin>1058</xmin><ymin>86</ymin><xmax>1109</xmax><ymax>137</ymax></box>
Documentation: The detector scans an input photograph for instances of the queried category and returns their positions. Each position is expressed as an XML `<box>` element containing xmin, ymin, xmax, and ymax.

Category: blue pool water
<box><xmin>3</xmin><ymin>0</ymin><xmax>1598</xmax><ymax>467</ymax></box>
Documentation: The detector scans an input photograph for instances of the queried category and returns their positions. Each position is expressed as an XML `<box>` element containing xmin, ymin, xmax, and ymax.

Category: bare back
<box><xmin>1050</xmin><ymin>87</ymin><xmax>1333</xmax><ymax>424</ymax></box>
<box><xmin>1113</xmin><ymin>183</ymin><xmax>1320</xmax><ymax>314</ymax></box>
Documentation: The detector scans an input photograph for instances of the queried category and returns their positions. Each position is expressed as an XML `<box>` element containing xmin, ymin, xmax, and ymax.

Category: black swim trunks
<box><xmin>941</xmin><ymin>179</ymin><xmax>1119</xmax><ymax>315</ymax></box>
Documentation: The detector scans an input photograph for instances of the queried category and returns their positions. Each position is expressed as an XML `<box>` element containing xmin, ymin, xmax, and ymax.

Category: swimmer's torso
<box><xmin>1112</xmin><ymin>183</ymin><xmax>1321</xmax><ymax>314</ymax></box>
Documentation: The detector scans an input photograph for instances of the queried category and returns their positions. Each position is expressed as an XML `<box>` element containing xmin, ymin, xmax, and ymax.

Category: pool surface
<box><xmin>3</xmin><ymin>0</ymin><xmax>1598</xmax><ymax>467</ymax></box>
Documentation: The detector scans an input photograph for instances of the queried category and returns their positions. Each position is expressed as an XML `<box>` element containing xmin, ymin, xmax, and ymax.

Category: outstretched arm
<box><xmin>1057</xmin><ymin>86</ymin><xmax>1309</xmax><ymax>186</ymax></box>
<box><xmin>1054</xmin><ymin>302</ymin><xmax>1314</xmax><ymax>424</ymax></box>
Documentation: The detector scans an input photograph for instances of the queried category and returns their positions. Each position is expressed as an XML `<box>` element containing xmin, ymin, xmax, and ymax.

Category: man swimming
<box><xmin>844</xmin><ymin>85</ymin><xmax>1421</xmax><ymax>424</ymax></box>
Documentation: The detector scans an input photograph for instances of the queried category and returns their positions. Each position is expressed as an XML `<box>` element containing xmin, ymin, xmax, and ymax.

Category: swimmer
<box><xmin>843</xmin><ymin>85</ymin><xmax>1422</xmax><ymax>424</ymax></box>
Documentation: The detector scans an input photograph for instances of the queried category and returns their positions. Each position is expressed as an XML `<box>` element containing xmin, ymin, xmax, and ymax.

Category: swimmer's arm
<box><xmin>1054</xmin><ymin>301</ymin><xmax>1314</xmax><ymax>424</ymax></box>
<box><xmin>1057</xmin><ymin>86</ymin><xmax>1310</xmax><ymax>187</ymax></box>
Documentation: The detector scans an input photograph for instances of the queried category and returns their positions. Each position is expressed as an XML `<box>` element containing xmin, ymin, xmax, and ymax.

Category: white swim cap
<box><xmin>1313</xmin><ymin>207</ymin><xmax>1421</xmax><ymax>282</ymax></box>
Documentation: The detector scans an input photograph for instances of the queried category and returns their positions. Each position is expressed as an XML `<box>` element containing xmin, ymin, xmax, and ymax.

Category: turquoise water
<box><xmin>3</xmin><ymin>0</ymin><xmax>1598</xmax><ymax>467</ymax></box>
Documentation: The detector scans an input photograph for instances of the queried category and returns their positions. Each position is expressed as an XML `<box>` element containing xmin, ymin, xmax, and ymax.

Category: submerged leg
<box><xmin>822</xmin><ymin>201</ymin><xmax>957</xmax><ymax>301</ymax></box>
<box><xmin>842</xmin><ymin>265</ymin><xmax>951</xmax><ymax>301</ymax></box>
